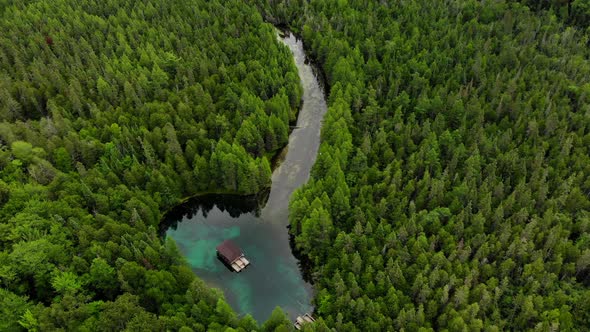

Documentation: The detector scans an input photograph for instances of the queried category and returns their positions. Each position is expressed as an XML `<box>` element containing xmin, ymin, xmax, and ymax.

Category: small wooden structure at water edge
<box><xmin>216</xmin><ymin>240</ymin><xmax>250</xmax><ymax>272</ymax></box>
<box><xmin>294</xmin><ymin>313</ymin><xmax>316</xmax><ymax>330</ymax></box>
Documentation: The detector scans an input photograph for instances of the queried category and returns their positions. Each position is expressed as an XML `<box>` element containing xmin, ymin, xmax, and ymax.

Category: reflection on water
<box><xmin>162</xmin><ymin>31</ymin><xmax>327</xmax><ymax>323</ymax></box>
<box><xmin>162</xmin><ymin>191</ymin><xmax>269</xmax><ymax>223</ymax></box>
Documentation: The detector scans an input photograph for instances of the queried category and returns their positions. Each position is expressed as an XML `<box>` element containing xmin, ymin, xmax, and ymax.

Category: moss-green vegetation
<box><xmin>2</xmin><ymin>0</ymin><xmax>590</xmax><ymax>330</ymax></box>
<box><xmin>0</xmin><ymin>0</ymin><xmax>302</xmax><ymax>330</ymax></box>
<box><xmin>257</xmin><ymin>0</ymin><xmax>590</xmax><ymax>330</ymax></box>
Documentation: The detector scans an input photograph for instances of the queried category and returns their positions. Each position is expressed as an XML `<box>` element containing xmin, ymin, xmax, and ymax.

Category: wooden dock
<box><xmin>216</xmin><ymin>240</ymin><xmax>251</xmax><ymax>273</ymax></box>
<box><xmin>294</xmin><ymin>313</ymin><xmax>315</xmax><ymax>330</ymax></box>
<box><xmin>230</xmin><ymin>256</ymin><xmax>250</xmax><ymax>272</ymax></box>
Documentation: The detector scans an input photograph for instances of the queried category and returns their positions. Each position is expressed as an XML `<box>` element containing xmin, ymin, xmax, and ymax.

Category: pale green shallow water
<box><xmin>164</xmin><ymin>31</ymin><xmax>327</xmax><ymax>323</ymax></box>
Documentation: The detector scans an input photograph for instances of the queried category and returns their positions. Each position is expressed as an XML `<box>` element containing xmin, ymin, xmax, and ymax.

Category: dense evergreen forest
<box><xmin>2</xmin><ymin>0</ymin><xmax>590</xmax><ymax>330</ymax></box>
<box><xmin>0</xmin><ymin>0</ymin><xmax>304</xmax><ymax>330</ymax></box>
<box><xmin>258</xmin><ymin>0</ymin><xmax>590</xmax><ymax>330</ymax></box>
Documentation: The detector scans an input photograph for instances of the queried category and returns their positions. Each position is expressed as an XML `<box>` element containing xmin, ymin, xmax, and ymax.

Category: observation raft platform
<box><xmin>216</xmin><ymin>240</ymin><xmax>250</xmax><ymax>272</ymax></box>
<box><xmin>294</xmin><ymin>313</ymin><xmax>316</xmax><ymax>330</ymax></box>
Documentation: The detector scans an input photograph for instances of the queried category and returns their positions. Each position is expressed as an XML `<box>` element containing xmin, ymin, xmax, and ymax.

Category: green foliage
<box><xmin>0</xmin><ymin>288</ymin><xmax>31</xmax><ymax>331</ymax></box>
<box><xmin>261</xmin><ymin>307</ymin><xmax>292</xmax><ymax>332</ymax></box>
<box><xmin>5</xmin><ymin>0</ymin><xmax>588</xmax><ymax>330</ymax></box>
<box><xmin>0</xmin><ymin>0</ymin><xmax>303</xmax><ymax>330</ymax></box>
<box><xmin>51</xmin><ymin>271</ymin><xmax>83</xmax><ymax>295</ymax></box>
<box><xmin>18</xmin><ymin>309</ymin><xmax>38</xmax><ymax>332</ymax></box>
<box><xmin>88</xmin><ymin>258</ymin><xmax>118</xmax><ymax>299</ymax></box>
<box><xmin>11</xmin><ymin>141</ymin><xmax>34</xmax><ymax>163</ymax></box>
<box><xmin>273</xmin><ymin>0</ymin><xmax>590</xmax><ymax>330</ymax></box>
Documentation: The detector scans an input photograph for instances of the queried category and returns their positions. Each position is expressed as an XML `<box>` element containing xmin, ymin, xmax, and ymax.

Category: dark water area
<box><xmin>162</xmin><ymin>31</ymin><xmax>327</xmax><ymax>323</ymax></box>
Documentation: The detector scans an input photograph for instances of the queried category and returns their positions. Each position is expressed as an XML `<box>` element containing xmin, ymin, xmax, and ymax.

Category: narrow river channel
<box><xmin>163</xmin><ymin>31</ymin><xmax>328</xmax><ymax>323</ymax></box>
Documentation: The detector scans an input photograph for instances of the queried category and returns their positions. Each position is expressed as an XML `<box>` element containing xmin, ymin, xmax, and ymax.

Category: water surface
<box><xmin>164</xmin><ymin>31</ymin><xmax>327</xmax><ymax>322</ymax></box>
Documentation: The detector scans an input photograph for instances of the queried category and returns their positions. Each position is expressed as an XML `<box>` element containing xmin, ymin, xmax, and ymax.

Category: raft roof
<box><xmin>216</xmin><ymin>239</ymin><xmax>243</xmax><ymax>262</ymax></box>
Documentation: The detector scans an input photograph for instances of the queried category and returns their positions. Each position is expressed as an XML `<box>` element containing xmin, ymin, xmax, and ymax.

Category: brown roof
<box><xmin>216</xmin><ymin>240</ymin><xmax>243</xmax><ymax>262</ymax></box>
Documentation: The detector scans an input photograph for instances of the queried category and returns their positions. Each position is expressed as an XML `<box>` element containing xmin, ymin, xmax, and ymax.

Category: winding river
<box><xmin>163</xmin><ymin>31</ymin><xmax>328</xmax><ymax>323</ymax></box>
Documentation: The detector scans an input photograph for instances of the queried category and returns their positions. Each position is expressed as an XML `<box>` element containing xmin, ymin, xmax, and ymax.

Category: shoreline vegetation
<box><xmin>161</xmin><ymin>30</ymin><xmax>328</xmax><ymax>302</ymax></box>
<box><xmin>261</xmin><ymin>0</ymin><xmax>590</xmax><ymax>330</ymax></box>
<box><xmin>159</xmin><ymin>141</ymin><xmax>287</xmax><ymax>224</ymax></box>
<box><xmin>0</xmin><ymin>0</ymin><xmax>589</xmax><ymax>330</ymax></box>
<box><xmin>0</xmin><ymin>1</ymin><xmax>309</xmax><ymax>330</ymax></box>
<box><xmin>159</xmin><ymin>29</ymin><xmax>306</xmax><ymax>224</ymax></box>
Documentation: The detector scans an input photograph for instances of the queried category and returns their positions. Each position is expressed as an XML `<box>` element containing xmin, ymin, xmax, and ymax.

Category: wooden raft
<box><xmin>230</xmin><ymin>256</ymin><xmax>250</xmax><ymax>272</ymax></box>
<box><xmin>216</xmin><ymin>240</ymin><xmax>251</xmax><ymax>273</ymax></box>
<box><xmin>294</xmin><ymin>313</ymin><xmax>315</xmax><ymax>330</ymax></box>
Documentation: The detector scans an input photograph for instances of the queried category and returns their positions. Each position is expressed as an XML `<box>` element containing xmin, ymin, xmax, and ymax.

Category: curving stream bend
<box><xmin>163</xmin><ymin>31</ymin><xmax>327</xmax><ymax>322</ymax></box>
